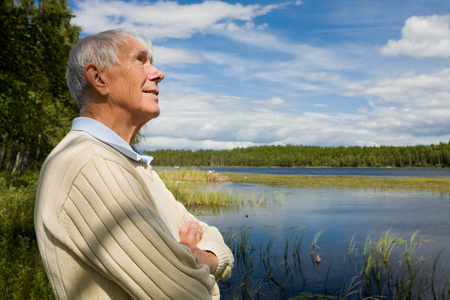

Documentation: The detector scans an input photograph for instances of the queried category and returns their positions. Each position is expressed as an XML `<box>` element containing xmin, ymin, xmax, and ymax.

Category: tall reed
<box><xmin>222</xmin><ymin>228</ymin><xmax>449</xmax><ymax>300</ymax></box>
<box><xmin>310</xmin><ymin>231</ymin><xmax>323</xmax><ymax>256</ymax></box>
<box><xmin>157</xmin><ymin>168</ymin><xmax>229</xmax><ymax>182</ymax></box>
<box><xmin>160</xmin><ymin>170</ymin><xmax>281</xmax><ymax>209</ymax></box>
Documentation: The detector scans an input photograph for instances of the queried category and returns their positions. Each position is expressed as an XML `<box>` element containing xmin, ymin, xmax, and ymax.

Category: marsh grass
<box><xmin>224</xmin><ymin>172</ymin><xmax>450</xmax><ymax>195</ymax></box>
<box><xmin>310</xmin><ymin>231</ymin><xmax>323</xmax><ymax>256</ymax></box>
<box><xmin>159</xmin><ymin>170</ymin><xmax>281</xmax><ymax>209</ymax></box>
<box><xmin>346</xmin><ymin>229</ymin><xmax>449</xmax><ymax>299</ymax></box>
<box><xmin>163</xmin><ymin>179</ymin><xmax>282</xmax><ymax>209</ymax></box>
<box><xmin>158</xmin><ymin>168</ymin><xmax>229</xmax><ymax>183</ymax></box>
<box><xmin>222</xmin><ymin>228</ymin><xmax>450</xmax><ymax>300</ymax></box>
<box><xmin>165</xmin><ymin>179</ymin><xmax>243</xmax><ymax>207</ymax></box>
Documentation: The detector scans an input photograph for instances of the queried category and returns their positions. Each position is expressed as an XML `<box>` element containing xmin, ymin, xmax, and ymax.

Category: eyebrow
<box><xmin>136</xmin><ymin>48</ymin><xmax>153</xmax><ymax>64</ymax></box>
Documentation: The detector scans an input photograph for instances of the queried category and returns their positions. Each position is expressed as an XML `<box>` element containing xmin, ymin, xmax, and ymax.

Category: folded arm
<box><xmin>60</xmin><ymin>157</ymin><xmax>216</xmax><ymax>299</ymax></box>
<box><xmin>179</xmin><ymin>219</ymin><xmax>219</xmax><ymax>274</ymax></box>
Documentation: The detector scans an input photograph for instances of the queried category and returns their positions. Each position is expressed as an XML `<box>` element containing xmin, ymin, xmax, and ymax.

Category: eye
<box><xmin>136</xmin><ymin>55</ymin><xmax>144</xmax><ymax>62</ymax></box>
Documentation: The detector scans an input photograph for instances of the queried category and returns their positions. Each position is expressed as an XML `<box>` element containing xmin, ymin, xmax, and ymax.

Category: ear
<box><xmin>84</xmin><ymin>63</ymin><xmax>109</xmax><ymax>96</ymax></box>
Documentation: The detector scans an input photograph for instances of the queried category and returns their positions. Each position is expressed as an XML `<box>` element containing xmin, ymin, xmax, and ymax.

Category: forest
<box><xmin>145</xmin><ymin>142</ymin><xmax>450</xmax><ymax>168</ymax></box>
<box><xmin>0</xmin><ymin>0</ymin><xmax>80</xmax><ymax>174</ymax></box>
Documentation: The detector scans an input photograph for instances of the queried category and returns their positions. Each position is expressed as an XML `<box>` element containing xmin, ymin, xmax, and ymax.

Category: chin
<box><xmin>146</xmin><ymin>109</ymin><xmax>160</xmax><ymax>120</ymax></box>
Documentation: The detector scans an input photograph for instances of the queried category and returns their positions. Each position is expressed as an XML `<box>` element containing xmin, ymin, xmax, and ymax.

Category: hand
<box><xmin>179</xmin><ymin>220</ymin><xmax>204</xmax><ymax>251</ymax></box>
<box><xmin>179</xmin><ymin>220</ymin><xmax>218</xmax><ymax>274</ymax></box>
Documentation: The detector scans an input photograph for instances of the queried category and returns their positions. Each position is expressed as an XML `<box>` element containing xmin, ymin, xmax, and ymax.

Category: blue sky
<box><xmin>68</xmin><ymin>0</ymin><xmax>450</xmax><ymax>150</ymax></box>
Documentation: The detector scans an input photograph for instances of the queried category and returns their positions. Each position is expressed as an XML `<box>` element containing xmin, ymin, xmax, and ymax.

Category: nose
<box><xmin>147</xmin><ymin>64</ymin><xmax>164</xmax><ymax>83</ymax></box>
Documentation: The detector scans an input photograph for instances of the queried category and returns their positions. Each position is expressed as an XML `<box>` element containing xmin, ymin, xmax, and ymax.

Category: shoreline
<box><xmin>222</xmin><ymin>172</ymin><xmax>450</xmax><ymax>193</ymax></box>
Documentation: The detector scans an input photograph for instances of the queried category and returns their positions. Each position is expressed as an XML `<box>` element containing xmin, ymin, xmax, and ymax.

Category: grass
<box><xmin>158</xmin><ymin>169</ymin><xmax>281</xmax><ymax>208</ymax></box>
<box><xmin>223</xmin><ymin>172</ymin><xmax>450</xmax><ymax>195</ymax></box>
<box><xmin>157</xmin><ymin>168</ymin><xmax>229</xmax><ymax>183</ymax></box>
<box><xmin>164</xmin><ymin>180</ymin><xmax>242</xmax><ymax>207</ymax></box>
<box><xmin>0</xmin><ymin>171</ymin><xmax>54</xmax><ymax>299</ymax></box>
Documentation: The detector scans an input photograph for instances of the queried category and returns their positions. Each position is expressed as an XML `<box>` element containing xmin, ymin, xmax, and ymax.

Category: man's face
<box><xmin>105</xmin><ymin>36</ymin><xmax>164</xmax><ymax>123</ymax></box>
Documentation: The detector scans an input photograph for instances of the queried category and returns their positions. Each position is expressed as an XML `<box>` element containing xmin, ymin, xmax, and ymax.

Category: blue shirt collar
<box><xmin>71</xmin><ymin>117</ymin><xmax>153</xmax><ymax>165</ymax></box>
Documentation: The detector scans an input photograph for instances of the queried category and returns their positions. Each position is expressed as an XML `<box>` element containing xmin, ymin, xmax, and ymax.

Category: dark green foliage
<box><xmin>0</xmin><ymin>0</ymin><xmax>80</xmax><ymax>293</ymax></box>
<box><xmin>0</xmin><ymin>0</ymin><xmax>80</xmax><ymax>173</ymax></box>
<box><xmin>0</xmin><ymin>171</ymin><xmax>54</xmax><ymax>299</ymax></box>
<box><xmin>146</xmin><ymin>141</ymin><xmax>450</xmax><ymax>168</ymax></box>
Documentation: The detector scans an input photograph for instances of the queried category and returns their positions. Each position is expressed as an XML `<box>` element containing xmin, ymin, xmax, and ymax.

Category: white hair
<box><xmin>66</xmin><ymin>29</ymin><xmax>153</xmax><ymax>112</ymax></box>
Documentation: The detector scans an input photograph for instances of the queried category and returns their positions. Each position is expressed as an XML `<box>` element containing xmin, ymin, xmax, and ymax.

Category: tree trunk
<box><xmin>0</xmin><ymin>142</ymin><xmax>5</xmax><ymax>171</ymax></box>
<box><xmin>33</xmin><ymin>134</ymin><xmax>41</xmax><ymax>169</ymax></box>
<box><xmin>20</xmin><ymin>147</ymin><xmax>31</xmax><ymax>174</ymax></box>
<box><xmin>11</xmin><ymin>151</ymin><xmax>21</xmax><ymax>174</ymax></box>
<box><xmin>6</xmin><ymin>144</ymin><xmax>16</xmax><ymax>173</ymax></box>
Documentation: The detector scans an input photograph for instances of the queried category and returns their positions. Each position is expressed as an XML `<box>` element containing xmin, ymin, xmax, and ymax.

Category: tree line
<box><xmin>145</xmin><ymin>142</ymin><xmax>450</xmax><ymax>168</ymax></box>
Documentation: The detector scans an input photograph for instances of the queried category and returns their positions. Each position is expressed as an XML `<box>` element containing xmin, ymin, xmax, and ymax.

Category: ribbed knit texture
<box><xmin>35</xmin><ymin>131</ymin><xmax>233</xmax><ymax>299</ymax></box>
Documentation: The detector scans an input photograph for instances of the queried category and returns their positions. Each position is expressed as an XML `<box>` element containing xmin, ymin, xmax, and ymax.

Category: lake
<box><xmin>187</xmin><ymin>168</ymin><xmax>450</xmax><ymax>299</ymax></box>
<box><xmin>194</xmin><ymin>166</ymin><xmax>450</xmax><ymax>178</ymax></box>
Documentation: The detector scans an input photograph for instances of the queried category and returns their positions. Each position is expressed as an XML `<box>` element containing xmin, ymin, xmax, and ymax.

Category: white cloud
<box><xmin>140</xmin><ymin>136</ymin><xmax>261</xmax><ymax>151</ymax></box>
<box><xmin>152</xmin><ymin>46</ymin><xmax>201</xmax><ymax>65</ymax></box>
<box><xmin>340</xmin><ymin>68</ymin><xmax>450</xmax><ymax>143</ymax></box>
<box><xmin>137</xmin><ymin>64</ymin><xmax>450</xmax><ymax>150</ymax></box>
<box><xmin>380</xmin><ymin>14</ymin><xmax>450</xmax><ymax>58</ymax></box>
<box><xmin>314</xmin><ymin>103</ymin><xmax>327</xmax><ymax>108</ymax></box>
<box><xmin>71</xmin><ymin>0</ymin><xmax>287</xmax><ymax>40</ymax></box>
<box><xmin>344</xmin><ymin>68</ymin><xmax>450</xmax><ymax>108</ymax></box>
<box><xmin>358</xmin><ymin>106</ymin><xmax>368</xmax><ymax>114</ymax></box>
<box><xmin>305</xmin><ymin>72</ymin><xmax>338</xmax><ymax>82</ymax></box>
<box><xmin>262</xmin><ymin>97</ymin><xmax>287</xmax><ymax>109</ymax></box>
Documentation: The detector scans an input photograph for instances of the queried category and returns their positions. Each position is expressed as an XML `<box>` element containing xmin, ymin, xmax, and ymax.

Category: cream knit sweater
<box><xmin>34</xmin><ymin>131</ymin><xmax>233</xmax><ymax>299</ymax></box>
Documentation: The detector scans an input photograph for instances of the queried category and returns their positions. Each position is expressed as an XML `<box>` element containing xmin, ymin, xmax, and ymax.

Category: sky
<box><xmin>68</xmin><ymin>0</ymin><xmax>450</xmax><ymax>150</ymax></box>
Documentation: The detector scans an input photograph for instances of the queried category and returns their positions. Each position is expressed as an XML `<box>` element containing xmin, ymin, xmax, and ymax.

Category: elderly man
<box><xmin>34</xmin><ymin>29</ymin><xmax>233</xmax><ymax>299</ymax></box>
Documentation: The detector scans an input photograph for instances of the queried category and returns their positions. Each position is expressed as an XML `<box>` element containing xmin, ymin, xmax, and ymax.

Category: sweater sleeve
<box><xmin>60</xmin><ymin>155</ymin><xmax>215</xmax><ymax>299</ymax></box>
<box><xmin>152</xmin><ymin>171</ymin><xmax>234</xmax><ymax>281</ymax></box>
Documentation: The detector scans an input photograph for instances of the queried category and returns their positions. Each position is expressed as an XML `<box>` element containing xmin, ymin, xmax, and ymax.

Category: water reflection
<box><xmin>193</xmin><ymin>183</ymin><xmax>450</xmax><ymax>299</ymax></box>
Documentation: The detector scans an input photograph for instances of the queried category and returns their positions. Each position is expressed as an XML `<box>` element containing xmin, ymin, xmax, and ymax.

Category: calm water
<box><xmin>194</xmin><ymin>166</ymin><xmax>450</xmax><ymax>178</ymax></box>
<box><xmin>191</xmin><ymin>178</ymin><xmax>450</xmax><ymax>299</ymax></box>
